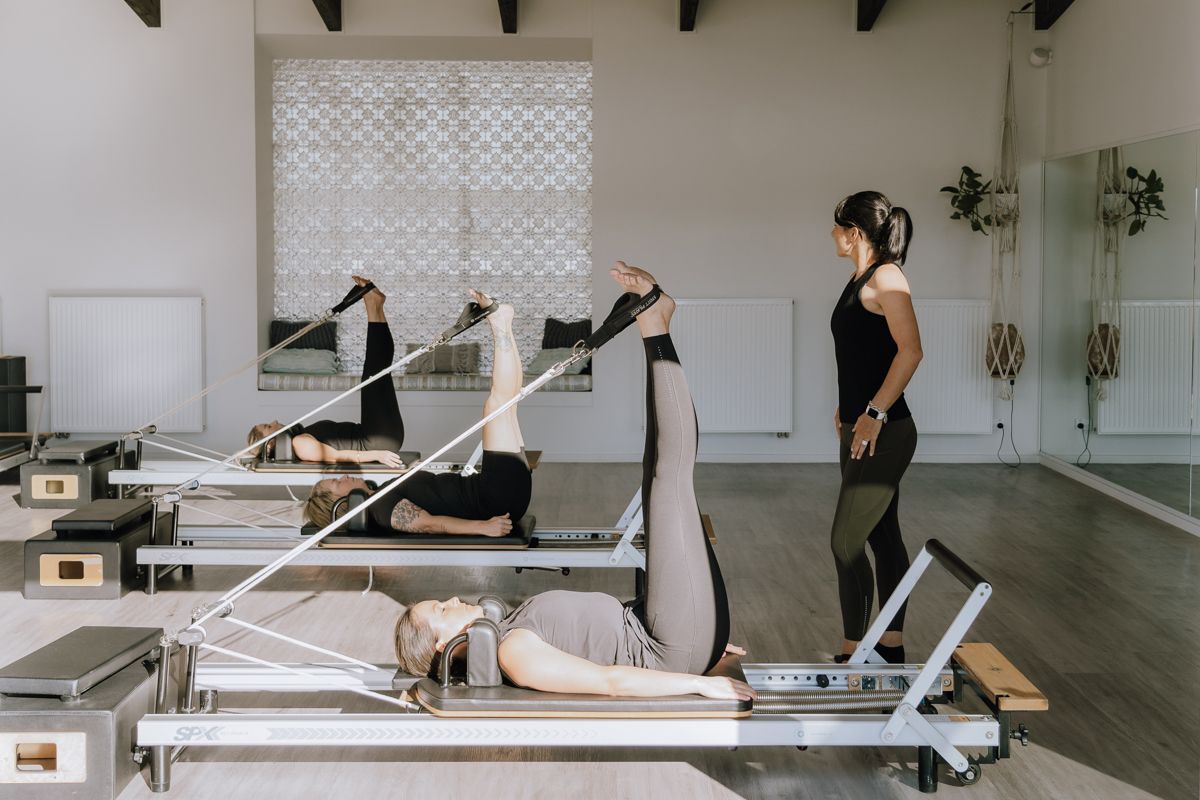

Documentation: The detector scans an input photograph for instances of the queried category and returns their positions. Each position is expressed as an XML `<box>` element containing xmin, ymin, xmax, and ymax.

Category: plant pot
<box><xmin>1100</xmin><ymin>192</ymin><xmax>1129</xmax><ymax>224</ymax></box>
<box><xmin>992</xmin><ymin>192</ymin><xmax>1021</xmax><ymax>226</ymax></box>
<box><xmin>1086</xmin><ymin>323</ymin><xmax>1120</xmax><ymax>379</ymax></box>
<box><xmin>986</xmin><ymin>322</ymin><xmax>1025</xmax><ymax>379</ymax></box>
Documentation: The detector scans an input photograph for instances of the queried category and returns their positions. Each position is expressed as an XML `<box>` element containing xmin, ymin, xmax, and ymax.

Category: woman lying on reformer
<box><xmin>391</xmin><ymin>264</ymin><xmax>756</xmax><ymax>702</ymax></box>
<box><xmin>248</xmin><ymin>276</ymin><xmax>492</xmax><ymax>469</ymax></box>
<box><xmin>302</xmin><ymin>288</ymin><xmax>533</xmax><ymax>538</ymax></box>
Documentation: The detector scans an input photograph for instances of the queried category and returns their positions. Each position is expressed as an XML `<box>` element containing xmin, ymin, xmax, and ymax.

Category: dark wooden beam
<box><xmin>1034</xmin><ymin>0</ymin><xmax>1074</xmax><ymax>30</ymax></box>
<box><xmin>680</xmin><ymin>0</ymin><xmax>700</xmax><ymax>32</ymax></box>
<box><xmin>312</xmin><ymin>0</ymin><xmax>342</xmax><ymax>32</ymax></box>
<box><xmin>498</xmin><ymin>0</ymin><xmax>518</xmax><ymax>34</ymax></box>
<box><xmin>123</xmin><ymin>0</ymin><xmax>160</xmax><ymax>28</ymax></box>
<box><xmin>856</xmin><ymin>0</ymin><xmax>887</xmax><ymax>32</ymax></box>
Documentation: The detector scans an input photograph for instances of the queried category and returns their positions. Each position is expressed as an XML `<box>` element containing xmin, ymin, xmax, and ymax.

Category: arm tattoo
<box><xmin>390</xmin><ymin>499</ymin><xmax>425</xmax><ymax>532</ymax></box>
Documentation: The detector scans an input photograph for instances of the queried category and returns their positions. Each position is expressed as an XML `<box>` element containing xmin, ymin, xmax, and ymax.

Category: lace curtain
<box><xmin>272</xmin><ymin>59</ymin><xmax>593</xmax><ymax>373</ymax></box>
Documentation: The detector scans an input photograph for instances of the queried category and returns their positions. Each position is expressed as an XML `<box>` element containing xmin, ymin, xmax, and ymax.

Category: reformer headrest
<box><xmin>435</xmin><ymin>595</ymin><xmax>510</xmax><ymax>688</ymax></box>
<box><xmin>274</xmin><ymin>431</ymin><xmax>293</xmax><ymax>462</ymax></box>
<box><xmin>330</xmin><ymin>487</ymin><xmax>371</xmax><ymax>533</ymax></box>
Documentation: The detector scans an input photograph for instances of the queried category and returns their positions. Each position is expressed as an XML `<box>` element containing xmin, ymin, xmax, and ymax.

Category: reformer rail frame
<box><xmin>137</xmin><ymin>539</ymin><xmax>1014</xmax><ymax>794</ymax></box>
<box><xmin>135</xmin><ymin>488</ymin><xmax>648</xmax><ymax>594</ymax></box>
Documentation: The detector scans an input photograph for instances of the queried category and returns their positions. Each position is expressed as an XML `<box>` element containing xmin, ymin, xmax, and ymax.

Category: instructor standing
<box><xmin>827</xmin><ymin>191</ymin><xmax>922</xmax><ymax>664</ymax></box>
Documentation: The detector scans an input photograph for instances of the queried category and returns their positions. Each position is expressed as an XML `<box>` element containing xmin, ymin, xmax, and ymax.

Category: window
<box><xmin>272</xmin><ymin>59</ymin><xmax>593</xmax><ymax>373</ymax></box>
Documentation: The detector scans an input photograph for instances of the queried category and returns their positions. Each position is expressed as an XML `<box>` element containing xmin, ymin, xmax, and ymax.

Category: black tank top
<box><xmin>288</xmin><ymin>420</ymin><xmax>370</xmax><ymax>452</ymax></box>
<box><xmin>830</xmin><ymin>263</ymin><xmax>911</xmax><ymax>422</ymax></box>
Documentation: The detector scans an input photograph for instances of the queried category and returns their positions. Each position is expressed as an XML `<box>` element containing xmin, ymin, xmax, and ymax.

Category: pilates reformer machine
<box><xmin>98</xmin><ymin>282</ymin><xmax>661</xmax><ymax>594</ymax></box>
<box><xmin>0</xmin><ymin>534</ymin><xmax>1047</xmax><ymax>798</ymax></box>
<box><xmin>0</xmin><ymin>383</ymin><xmax>47</xmax><ymax>473</ymax></box>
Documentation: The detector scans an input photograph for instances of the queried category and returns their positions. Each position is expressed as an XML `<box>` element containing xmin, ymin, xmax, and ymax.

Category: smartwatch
<box><xmin>865</xmin><ymin>403</ymin><xmax>888</xmax><ymax>423</ymax></box>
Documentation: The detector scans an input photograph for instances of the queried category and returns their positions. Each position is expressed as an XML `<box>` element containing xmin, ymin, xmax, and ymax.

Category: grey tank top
<box><xmin>498</xmin><ymin>590</ymin><xmax>665</xmax><ymax>670</ymax></box>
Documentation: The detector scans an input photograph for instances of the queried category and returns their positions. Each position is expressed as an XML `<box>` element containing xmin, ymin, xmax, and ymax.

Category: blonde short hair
<box><xmin>245</xmin><ymin>424</ymin><xmax>275</xmax><ymax>459</ymax></box>
<box><xmin>394</xmin><ymin>607</ymin><xmax>439</xmax><ymax>677</ymax></box>
<box><xmin>304</xmin><ymin>484</ymin><xmax>338</xmax><ymax>528</ymax></box>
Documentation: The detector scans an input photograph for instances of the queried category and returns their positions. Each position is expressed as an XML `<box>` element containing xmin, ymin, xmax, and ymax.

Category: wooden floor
<box><xmin>1084</xmin><ymin>462</ymin><xmax>1197</xmax><ymax>516</ymax></box>
<box><xmin>1</xmin><ymin>462</ymin><xmax>1197</xmax><ymax>800</ymax></box>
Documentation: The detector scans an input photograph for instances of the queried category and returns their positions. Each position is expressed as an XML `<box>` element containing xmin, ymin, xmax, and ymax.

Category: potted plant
<box><xmin>941</xmin><ymin>166</ymin><xmax>993</xmax><ymax>235</ymax></box>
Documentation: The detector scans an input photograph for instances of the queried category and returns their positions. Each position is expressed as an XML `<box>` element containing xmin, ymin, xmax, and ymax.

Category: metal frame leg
<box><xmin>149</xmin><ymin>745</ymin><xmax>171</xmax><ymax>792</ymax></box>
<box><xmin>918</xmin><ymin>746</ymin><xmax>939</xmax><ymax>793</ymax></box>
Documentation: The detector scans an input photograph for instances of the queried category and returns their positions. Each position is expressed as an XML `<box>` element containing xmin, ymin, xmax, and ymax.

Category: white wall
<box><xmin>1</xmin><ymin>0</ymin><xmax>1050</xmax><ymax>463</ymax></box>
<box><xmin>0</xmin><ymin>0</ymin><xmax>257</xmax><ymax>453</ymax></box>
<box><xmin>1045</xmin><ymin>0</ymin><xmax>1200</xmax><ymax>157</ymax></box>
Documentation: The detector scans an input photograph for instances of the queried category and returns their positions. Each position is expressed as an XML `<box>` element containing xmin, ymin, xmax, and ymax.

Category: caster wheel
<box><xmin>955</xmin><ymin>759</ymin><xmax>981</xmax><ymax>786</ymax></box>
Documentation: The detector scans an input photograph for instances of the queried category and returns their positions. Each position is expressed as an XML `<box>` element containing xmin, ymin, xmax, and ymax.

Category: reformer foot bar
<box><xmin>129</xmin><ymin>538</ymin><xmax>1045</xmax><ymax>795</ymax></box>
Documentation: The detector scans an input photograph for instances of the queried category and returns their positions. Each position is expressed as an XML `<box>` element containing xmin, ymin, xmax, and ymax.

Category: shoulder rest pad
<box><xmin>52</xmin><ymin>499</ymin><xmax>155</xmax><ymax>533</ymax></box>
<box><xmin>0</xmin><ymin>626</ymin><xmax>163</xmax><ymax>698</ymax></box>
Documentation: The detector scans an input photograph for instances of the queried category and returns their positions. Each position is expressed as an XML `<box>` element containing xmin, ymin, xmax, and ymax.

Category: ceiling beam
<box><xmin>1034</xmin><ymin>0</ymin><xmax>1074</xmax><ymax>30</ymax></box>
<box><xmin>498</xmin><ymin>0</ymin><xmax>518</xmax><ymax>34</ymax></box>
<box><xmin>123</xmin><ymin>0</ymin><xmax>160</xmax><ymax>27</ymax></box>
<box><xmin>312</xmin><ymin>0</ymin><xmax>342</xmax><ymax>32</ymax></box>
<box><xmin>680</xmin><ymin>0</ymin><xmax>700</xmax><ymax>32</ymax></box>
<box><xmin>856</xmin><ymin>0</ymin><xmax>888</xmax><ymax>32</ymax></box>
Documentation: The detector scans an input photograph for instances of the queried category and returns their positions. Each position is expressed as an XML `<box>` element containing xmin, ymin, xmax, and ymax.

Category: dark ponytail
<box><xmin>834</xmin><ymin>191</ymin><xmax>913</xmax><ymax>266</ymax></box>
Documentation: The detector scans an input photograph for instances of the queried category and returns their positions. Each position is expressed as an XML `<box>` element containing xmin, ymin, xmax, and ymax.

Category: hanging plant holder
<box><xmin>1088</xmin><ymin>148</ymin><xmax>1126</xmax><ymax>394</ymax></box>
<box><xmin>987</xmin><ymin>322</ymin><xmax>1026</xmax><ymax>379</ymax></box>
<box><xmin>985</xmin><ymin>21</ymin><xmax>1024</xmax><ymax>393</ymax></box>
<box><xmin>1086</xmin><ymin>323</ymin><xmax>1120</xmax><ymax>380</ymax></box>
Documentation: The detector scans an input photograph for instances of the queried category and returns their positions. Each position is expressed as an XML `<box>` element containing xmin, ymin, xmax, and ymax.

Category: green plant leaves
<box><xmin>943</xmin><ymin>164</ymin><xmax>991</xmax><ymax>236</ymax></box>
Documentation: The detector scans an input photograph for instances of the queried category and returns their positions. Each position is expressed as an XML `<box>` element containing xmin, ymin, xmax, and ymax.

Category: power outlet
<box><xmin>993</xmin><ymin>419</ymin><xmax>1005</xmax><ymax>430</ymax></box>
<box><xmin>1073</xmin><ymin>418</ymin><xmax>1087</xmax><ymax>430</ymax></box>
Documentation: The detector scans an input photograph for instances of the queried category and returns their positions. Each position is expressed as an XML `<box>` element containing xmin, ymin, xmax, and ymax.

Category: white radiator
<box><xmin>49</xmin><ymin>296</ymin><xmax>204</xmax><ymax>433</ymax></box>
<box><xmin>669</xmin><ymin>299</ymin><xmax>793</xmax><ymax>434</ymax></box>
<box><xmin>1096</xmin><ymin>301</ymin><xmax>1195</xmax><ymax>434</ymax></box>
<box><xmin>904</xmin><ymin>300</ymin><xmax>994</xmax><ymax>434</ymax></box>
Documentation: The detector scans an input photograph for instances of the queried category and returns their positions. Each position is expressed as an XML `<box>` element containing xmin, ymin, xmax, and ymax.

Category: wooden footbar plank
<box><xmin>955</xmin><ymin>643</ymin><xmax>1048</xmax><ymax>712</ymax></box>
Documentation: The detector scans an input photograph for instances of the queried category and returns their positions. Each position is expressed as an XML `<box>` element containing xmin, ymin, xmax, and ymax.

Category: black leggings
<box><xmin>359</xmin><ymin>321</ymin><xmax>405</xmax><ymax>450</ymax></box>
<box><xmin>640</xmin><ymin>334</ymin><xmax>731</xmax><ymax>675</ymax></box>
<box><xmin>831</xmin><ymin>416</ymin><xmax>917</xmax><ymax>640</ymax></box>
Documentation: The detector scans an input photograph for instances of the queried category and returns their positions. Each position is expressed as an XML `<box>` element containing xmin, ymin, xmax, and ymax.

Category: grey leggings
<box><xmin>831</xmin><ymin>415</ymin><xmax>918</xmax><ymax>640</ymax></box>
<box><xmin>640</xmin><ymin>334</ymin><xmax>731</xmax><ymax>675</ymax></box>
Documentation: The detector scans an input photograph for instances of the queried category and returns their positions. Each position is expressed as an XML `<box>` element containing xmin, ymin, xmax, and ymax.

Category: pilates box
<box><xmin>24</xmin><ymin>500</ymin><xmax>165</xmax><ymax>600</ymax></box>
<box><xmin>20</xmin><ymin>440</ymin><xmax>121</xmax><ymax>509</ymax></box>
<box><xmin>0</xmin><ymin>627</ymin><xmax>163</xmax><ymax>800</ymax></box>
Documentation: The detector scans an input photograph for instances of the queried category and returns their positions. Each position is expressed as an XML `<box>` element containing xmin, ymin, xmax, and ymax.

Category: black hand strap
<box><xmin>331</xmin><ymin>281</ymin><xmax>377</xmax><ymax>315</ymax></box>
<box><xmin>580</xmin><ymin>285</ymin><xmax>663</xmax><ymax>352</ymax></box>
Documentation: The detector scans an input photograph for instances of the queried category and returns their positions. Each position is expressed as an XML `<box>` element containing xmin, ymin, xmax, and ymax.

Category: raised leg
<box><xmin>612</xmin><ymin>262</ymin><xmax>730</xmax><ymax>675</ymax></box>
<box><xmin>479</xmin><ymin>296</ymin><xmax>524</xmax><ymax>453</ymax></box>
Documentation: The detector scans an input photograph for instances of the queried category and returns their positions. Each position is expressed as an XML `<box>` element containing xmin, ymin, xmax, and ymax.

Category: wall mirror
<box><xmin>1042</xmin><ymin>130</ymin><xmax>1200</xmax><ymax>516</ymax></box>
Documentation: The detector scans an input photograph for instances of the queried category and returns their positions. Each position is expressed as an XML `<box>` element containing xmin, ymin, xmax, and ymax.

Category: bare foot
<box><xmin>610</xmin><ymin>261</ymin><xmax>674</xmax><ymax>335</ymax></box>
<box><xmin>469</xmin><ymin>288</ymin><xmax>495</xmax><ymax>310</ymax></box>
<box><xmin>352</xmin><ymin>275</ymin><xmax>386</xmax><ymax>322</ymax></box>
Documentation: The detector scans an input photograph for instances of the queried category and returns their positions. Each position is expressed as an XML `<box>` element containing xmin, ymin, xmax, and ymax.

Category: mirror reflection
<box><xmin>1042</xmin><ymin>130</ymin><xmax>1199</xmax><ymax>515</ymax></box>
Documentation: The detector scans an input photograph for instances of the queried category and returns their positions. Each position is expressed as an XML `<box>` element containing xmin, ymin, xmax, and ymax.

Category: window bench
<box><xmin>257</xmin><ymin>372</ymin><xmax>592</xmax><ymax>393</ymax></box>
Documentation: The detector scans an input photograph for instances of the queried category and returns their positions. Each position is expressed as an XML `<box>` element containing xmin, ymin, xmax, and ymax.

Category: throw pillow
<box><xmin>405</xmin><ymin>342</ymin><xmax>482</xmax><ymax>374</ymax></box>
<box><xmin>525</xmin><ymin>347</ymin><xmax>591</xmax><ymax>376</ymax></box>
<box><xmin>269</xmin><ymin>319</ymin><xmax>338</xmax><ymax>351</ymax></box>
<box><xmin>262</xmin><ymin>348</ymin><xmax>340</xmax><ymax>374</ymax></box>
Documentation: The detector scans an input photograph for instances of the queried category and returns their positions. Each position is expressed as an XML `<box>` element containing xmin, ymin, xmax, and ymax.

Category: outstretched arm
<box><xmin>291</xmin><ymin>435</ymin><xmax>402</xmax><ymax>467</ymax></box>
<box><xmin>389</xmin><ymin>499</ymin><xmax>512</xmax><ymax>537</ymax></box>
<box><xmin>498</xmin><ymin>629</ymin><xmax>755</xmax><ymax>700</ymax></box>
